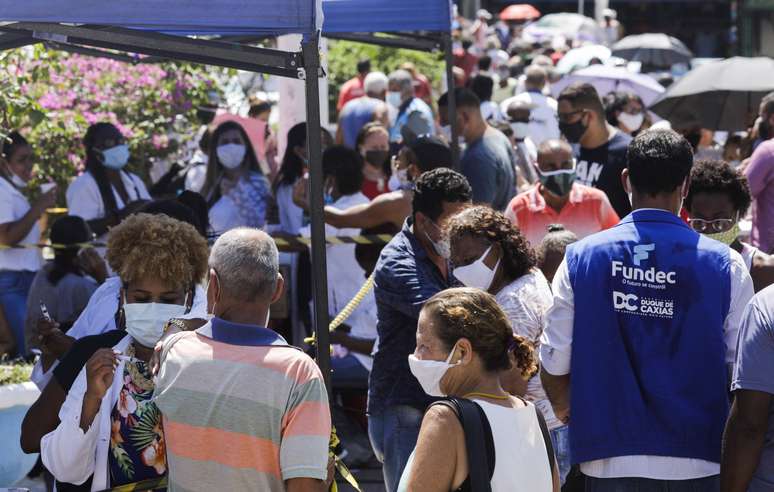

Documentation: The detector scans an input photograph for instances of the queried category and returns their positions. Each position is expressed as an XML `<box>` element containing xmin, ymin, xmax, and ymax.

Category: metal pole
<box><xmin>444</xmin><ymin>34</ymin><xmax>461</xmax><ymax>171</ymax></box>
<box><xmin>302</xmin><ymin>32</ymin><xmax>332</xmax><ymax>393</ymax></box>
<box><xmin>579</xmin><ymin>0</ymin><xmax>585</xmax><ymax>15</ymax></box>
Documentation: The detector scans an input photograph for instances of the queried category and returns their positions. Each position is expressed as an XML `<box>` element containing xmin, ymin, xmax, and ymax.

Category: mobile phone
<box><xmin>40</xmin><ymin>302</ymin><xmax>53</xmax><ymax>323</ymax></box>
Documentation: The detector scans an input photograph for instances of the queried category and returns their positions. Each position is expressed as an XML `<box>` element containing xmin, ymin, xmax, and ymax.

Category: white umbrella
<box><xmin>551</xmin><ymin>65</ymin><xmax>665</xmax><ymax>106</ymax></box>
<box><xmin>523</xmin><ymin>13</ymin><xmax>605</xmax><ymax>45</ymax></box>
<box><xmin>556</xmin><ymin>45</ymin><xmax>611</xmax><ymax>74</ymax></box>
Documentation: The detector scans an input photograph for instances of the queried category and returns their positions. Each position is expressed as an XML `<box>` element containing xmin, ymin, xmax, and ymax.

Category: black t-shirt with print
<box><xmin>576</xmin><ymin>131</ymin><xmax>632</xmax><ymax>218</ymax></box>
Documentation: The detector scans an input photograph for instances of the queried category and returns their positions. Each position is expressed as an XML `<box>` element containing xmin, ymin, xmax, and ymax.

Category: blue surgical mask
<box><xmin>387</xmin><ymin>91</ymin><xmax>403</xmax><ymax>108</ymax></box>
<box><xmin>101</xmin><ymin>144</ymin><xmax>130</xmax><ymax>170</ymax></box>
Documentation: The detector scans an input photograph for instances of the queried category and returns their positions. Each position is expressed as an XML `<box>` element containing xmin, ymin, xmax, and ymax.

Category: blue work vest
<box><xmin>566</xmin><ymin>209</ymin><xmax>731</xmax><ymax>465</ymax></box>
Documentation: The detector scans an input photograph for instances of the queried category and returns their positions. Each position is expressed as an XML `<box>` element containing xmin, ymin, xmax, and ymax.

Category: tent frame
<box><xmin>0</xmin><ymin>21</ymin><xmax>334</xmax><ymax>388</ymax></box>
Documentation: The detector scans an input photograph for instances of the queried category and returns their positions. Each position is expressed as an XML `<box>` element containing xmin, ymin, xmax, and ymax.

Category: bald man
<box><xmin>504</xmin><ymin>139</ymin><xmax>620</xmax><ymax>245</ymax></box>
<box><xmin>500</xmin><ymin>65</ymin><xmax>560</xmax><ymax>146</ymax></box>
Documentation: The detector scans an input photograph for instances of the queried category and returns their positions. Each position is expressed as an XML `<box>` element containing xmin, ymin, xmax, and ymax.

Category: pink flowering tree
<box><xmin>4</xmin><ymin>46</ymin><xmax>219</xmax><ymax>195</ymax></box>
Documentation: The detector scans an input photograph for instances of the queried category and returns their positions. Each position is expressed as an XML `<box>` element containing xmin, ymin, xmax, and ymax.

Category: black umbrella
<box><xmin>612</xmin><ymin>33</ymin><xmax>693</xmax><ymax>68</ymax></box>
<box><xmin>650</xmin><ymin>57</ymin><xmax>774</xmax><ymax>131</ymax></box>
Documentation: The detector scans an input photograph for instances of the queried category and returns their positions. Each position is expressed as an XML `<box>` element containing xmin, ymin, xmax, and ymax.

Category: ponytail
<box><xmin>508</xmin><ymin>334</ymin><xmax>538</xmax><ymax>379</ymax></box>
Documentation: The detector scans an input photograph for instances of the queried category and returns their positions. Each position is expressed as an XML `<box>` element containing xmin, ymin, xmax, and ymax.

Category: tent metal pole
<box><xmin>0</xmin><ymin>23</ymin><xmax>302</xmax><ymax>78</ymax></box>
<box><xmin>302</xmin><ymin>32</ymin><xmax>332</xmax><ymax>393</ymax></box>
<box><xmin>444</xmin><ymin>33</ymin><xmax>460</xmax><ymax>170</ymax></box>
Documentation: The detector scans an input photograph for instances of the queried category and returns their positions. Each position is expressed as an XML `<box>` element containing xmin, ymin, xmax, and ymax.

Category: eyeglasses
<box><xmin>687</xmin><ymin>217</ymin><xmax>736</xmax><ymax>233</ymax></box>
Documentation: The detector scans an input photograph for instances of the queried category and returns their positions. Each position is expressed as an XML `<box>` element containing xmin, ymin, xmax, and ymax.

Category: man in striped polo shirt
<box><xmin>154</xmin><ymin>228</ymin><xmax>331</xmax><ymax>491</ymax></box>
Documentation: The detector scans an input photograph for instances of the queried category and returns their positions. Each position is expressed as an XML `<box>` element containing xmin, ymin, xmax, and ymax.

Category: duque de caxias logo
<box><xmin>611</xmin><ymin>243</ymin><xmax>675</xmax><ymax>319</ymax></box>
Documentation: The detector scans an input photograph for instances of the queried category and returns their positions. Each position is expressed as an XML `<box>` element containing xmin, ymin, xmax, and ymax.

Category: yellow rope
<box><xmin>305</xmin><ymin>272</ymin><xmax>375</xmax><ymax>345</ymax></box>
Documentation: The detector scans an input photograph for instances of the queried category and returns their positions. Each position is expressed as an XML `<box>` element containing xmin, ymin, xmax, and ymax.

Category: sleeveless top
<box><xmin>397</xmin><ymin>399</ymin><xmax>554</xmax><ymax>491</ymax></box>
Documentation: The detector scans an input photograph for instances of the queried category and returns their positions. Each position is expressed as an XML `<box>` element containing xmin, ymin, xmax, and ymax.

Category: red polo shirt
<box><xmin>504</xmin><ymin>183</ymin><xmax>620</xmax><ymax>247</ymax></box>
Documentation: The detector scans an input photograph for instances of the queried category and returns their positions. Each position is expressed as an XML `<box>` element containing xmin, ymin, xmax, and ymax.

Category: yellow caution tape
<box><xmin>329</xmin><ymin>426</ymin><xmax>363</xmax><ymax>492</ymax></box>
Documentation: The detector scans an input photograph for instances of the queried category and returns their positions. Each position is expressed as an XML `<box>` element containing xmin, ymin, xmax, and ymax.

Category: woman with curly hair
<box><xmin>39</xmin><ymin>213</ymin><xmax>209</xmax><ymax>491</ymax></box>
<box><xmin>445</xmin><ymin>205</ymin><xmax>570</xmax><ymax>485</ymax></box>
<box><xmin>399</xmin><ymin>288</ymin><xmax>559</xmax><ymax>491</ymax></box>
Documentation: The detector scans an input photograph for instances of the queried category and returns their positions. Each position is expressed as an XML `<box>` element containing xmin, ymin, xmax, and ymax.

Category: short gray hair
<box><xmin>364</xmin><ymin>71</ymin><xmax>388</xmax><ymax>96</ymax></box>
<box><xmin>209</xmin><ymin>228</ymin><xmax>279</xmax><ymax>302</ymax></box>
<box><xmin>388</xmin><ymin>69</ymin><xmax>414</xmax><ymax>94</ymax></box>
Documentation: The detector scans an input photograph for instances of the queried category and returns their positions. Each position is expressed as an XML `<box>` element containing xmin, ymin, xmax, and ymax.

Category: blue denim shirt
<box><xmin>368</xmin><ymin>219</ymin><xmax>455</xmax><ymax>415</ymax></box>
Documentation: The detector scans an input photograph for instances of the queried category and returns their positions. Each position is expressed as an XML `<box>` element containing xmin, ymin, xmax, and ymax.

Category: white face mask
<box><xmin>217</xmin><ymin>143</ymin><xmax>247</xmax><ymax>169</ymax></box>
<box><xmin>408</xmin><ymin>345</ymin><xmax>460</xmax><ymax>397</ymax></box>
<box><xmin>124</xmin><ymin>296</ymin><xmax>188</xmax><ymax>348</ymax></box>
<box><xmin>510</xmin><ymin>122</ymin><xmax>530</xmax><ymax>140</ymax></box>
<box><xmin>453</xmin><ymin>245</ymin><xmax>500</xmax><ymax>291</ymax></box>
<box><xmin>386</xmin><ymin>91</ymin><xmax>403</xmax><ymax>108</ymax></box>
<box><xmin>618</xmin><ymin>112</ymin><xmax>644</xmax><ymax>132</ymax></box>
<box><xmin>9</xmin><ymin>172</ymin><xmax>28</xmax><ymax>188</ymax></box>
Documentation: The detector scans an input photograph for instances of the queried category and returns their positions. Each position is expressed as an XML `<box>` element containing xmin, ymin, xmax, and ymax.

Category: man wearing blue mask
<box><xmin>541</xmin><ymin>129</ymin><xmax>755</xmax><ymax>492</ymax></box>
<box><xmin>369</xmin><ymin>168</ymin><xmax>471</xmax><ymax>491</ymax></box>
<box><xmin>505</xmin><ymin>139</ymin><xmax>619</xmax><ymax>246</ymax></box>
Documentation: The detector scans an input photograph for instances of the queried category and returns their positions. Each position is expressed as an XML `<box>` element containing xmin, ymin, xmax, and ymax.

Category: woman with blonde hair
<box><xmin>40</xmin><ymin>213</ymin><xmax>209</xmax><ymax>491</ymax></box>
<box><xmin>399</xmin><ymin>287</ymin><xmax>559</xmax><ymax>491</ymax></box>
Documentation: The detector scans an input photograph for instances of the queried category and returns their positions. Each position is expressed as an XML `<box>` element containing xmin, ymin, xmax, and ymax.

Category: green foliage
<box><xmin>0</xmin><ymin>46</ymin><xmax>223</xmax><ymax>201</ymax></box>
<box><xmin>0</xmin><ymin>363</ymin><xmax>32</xmax><ymax>386</ymax></box>
<box><xmin>326</xmin><ymin>39</ymin><xmax>446</xmax><ymax>119</ymax></box>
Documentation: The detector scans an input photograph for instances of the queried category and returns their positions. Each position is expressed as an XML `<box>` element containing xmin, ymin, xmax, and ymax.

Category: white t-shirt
<box><xmin>495</xmin><ymin>270</ymin><xmax>560</xmax><ymax>429</ymax></box>
<box><xmin>301</xmin><ymin>192</ymin><xmax>377</xmax><ymax>371</ymax></box>
<box><xmin>66</xmin><ymin>170</ymin><xmax>151</xmax><ymax>223</ymax></box>
<box><xmin>275</xmin><ymin>182</ymin><xmax>305</xmax><ymax>236</ymax></box>
<box><xmin>0</xmin><ymin>177</ymin><xmax>42</xmax><ymax>271</ymax></box>
<box><xmin>539</xmin><ymin>246</ymin><xmax>755</xmax><ymax>479</ymax></box>
<box><xmin>500</xmin><ymin>91</ymin><xmax>560</xmax><ymax>147</ymax></box>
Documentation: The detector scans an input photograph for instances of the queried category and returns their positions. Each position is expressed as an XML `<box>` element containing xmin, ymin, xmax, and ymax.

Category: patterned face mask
<box><xmin>704</xmin><ymin>222</ymin><xmax>740</xmax><ymax>246</ymax></box>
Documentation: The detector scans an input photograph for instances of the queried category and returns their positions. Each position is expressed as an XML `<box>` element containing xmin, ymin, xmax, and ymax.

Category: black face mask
<box><xmin>559</xmin><ymin>117</ymin><xmax>588</xmax><ymax>144</ymax></box>
<box><xmin>365</xmin><ymin>150</ymin><xmax>390</xmax><ymax>168</ymax></box>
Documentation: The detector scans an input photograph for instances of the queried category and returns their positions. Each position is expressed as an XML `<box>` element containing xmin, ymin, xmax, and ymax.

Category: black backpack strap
<box><xmin>430</xmin><ymin>398</ymin><xmax>494</xmax><ymax>492</ymax></box>
<box><xmin>533</xmin><ymin>404</ymin><xmax>557</xmax><ymax>476</ymax></box>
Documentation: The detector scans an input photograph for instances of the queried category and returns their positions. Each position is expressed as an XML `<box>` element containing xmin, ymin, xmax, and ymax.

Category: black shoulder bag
<box><xmin>430</xmin><ymin>397</ymin><xmax>496</xmax><ymax>492</ymax></box>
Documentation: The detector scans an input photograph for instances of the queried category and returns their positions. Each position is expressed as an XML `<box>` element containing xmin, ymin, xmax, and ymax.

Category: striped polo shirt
<box><xmin>153</xmin><ymin>318</ymin><xmax>331</xmax><ymax>491</ymax></box>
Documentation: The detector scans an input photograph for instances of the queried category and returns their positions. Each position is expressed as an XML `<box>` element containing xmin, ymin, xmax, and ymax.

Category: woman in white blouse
<box><xmin>199</xmin><ymin>120</ymin><xmax>271</xmax><ymax>236</ymax></box>
<box><xmin>65</xmin><ymin>122</ymin><xmax>151</xmax><ymax>239</ymax></box>
<box><xmin>0</xmin><ymin>131</ymin><xmax>56</xmax><ymax>357</ymax></box>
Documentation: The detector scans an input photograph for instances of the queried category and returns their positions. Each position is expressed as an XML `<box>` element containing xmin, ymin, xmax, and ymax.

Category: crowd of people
<box><xmin>1</xmin><ymin>7</ymin><xmax>774</xmax><ymax>492</ymax></box>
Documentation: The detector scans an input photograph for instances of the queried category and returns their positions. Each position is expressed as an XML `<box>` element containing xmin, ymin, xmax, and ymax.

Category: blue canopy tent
<box><xmin>0</xmin><ymin>1</ymin><xmax>335</xmax><ymax>386</ymax></box>
<box><xmin>321</xmin><ymin>0</ymin><xmax>460</xmax><ymax>165</ymax></box>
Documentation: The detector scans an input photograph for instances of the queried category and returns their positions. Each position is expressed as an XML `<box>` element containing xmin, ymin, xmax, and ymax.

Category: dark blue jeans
<box><xmin>0</xmin><ymin>270</ymin><xmax>35</xmax><ymax>357</ymax></box>
<box><xmin>586</xmin><ymin>475</ymin><xmax>720</xmax><ymax>492</ymax></box>
<box><xmin>368</xmin><ymin>405</ymin><xmax>424</xmax><ymax>492</ymax></box>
